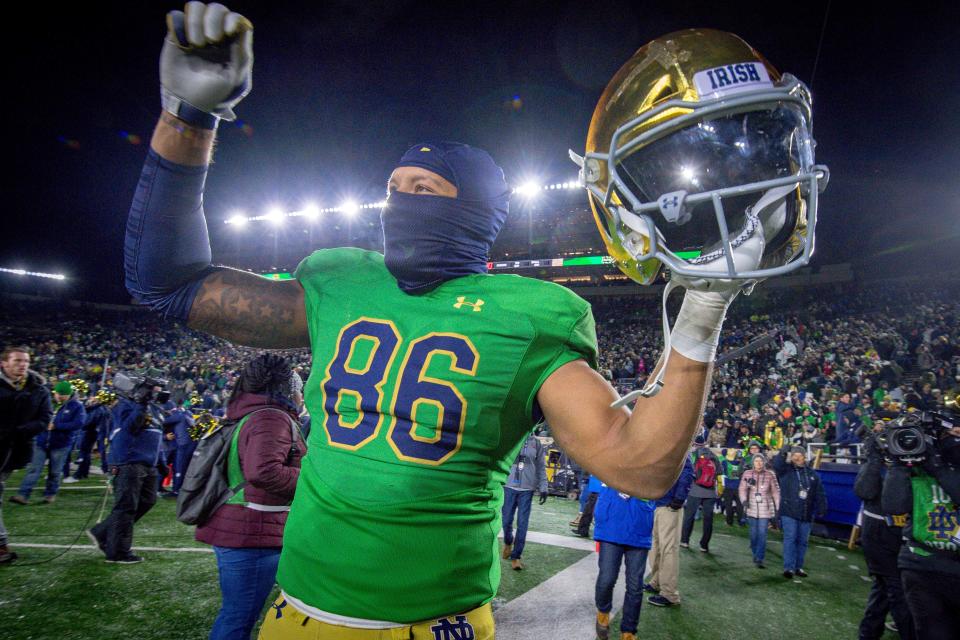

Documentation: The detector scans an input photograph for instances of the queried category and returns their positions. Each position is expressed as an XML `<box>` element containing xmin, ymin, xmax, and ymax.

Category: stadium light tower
<box><xmin>0</xmin><ymin>267</ymin><xmax>66</xmax><ymax>280</ymax></box>
<box><xmin>515</xmin><ymin>181</ymin><xmax>542</xmax><ymax>198</ymax></box>
<box><xmin>303</xmin><ymin>203</ymin><xmax>320</xmax><ymax>221</ymax></box>
<box><xmin>227</xmin><ymin>212</ymin><xmax>247</xmax><ymax>226</ymax></box>
<box><xmin>266</xmin><ymin>207</ymin><xmax>286</xmax><ymax>225</ymax></box>
<box><xmin>340</xmin><ymin>201</ymin><xmax>360</xmax><ymax>217</ymax></box>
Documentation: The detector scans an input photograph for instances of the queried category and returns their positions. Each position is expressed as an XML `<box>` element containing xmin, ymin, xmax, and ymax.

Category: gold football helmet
<box><xmin>571</xmin><ymin>29</ymin><xmax>829</xmax><ymax>285</ymax></box>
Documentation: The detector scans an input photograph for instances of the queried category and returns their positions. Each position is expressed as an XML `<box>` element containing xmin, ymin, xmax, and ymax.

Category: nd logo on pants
<box><xmin>258</xmin><ymin>596</ymin><xmax>494</xmax><ymax>639</ymax></box>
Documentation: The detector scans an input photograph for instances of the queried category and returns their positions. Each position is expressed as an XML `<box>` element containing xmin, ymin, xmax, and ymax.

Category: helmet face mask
<box><xmin>574</xmin><ymin>29</ymin><xmax>829</xmax><ymax>285</ymax></box>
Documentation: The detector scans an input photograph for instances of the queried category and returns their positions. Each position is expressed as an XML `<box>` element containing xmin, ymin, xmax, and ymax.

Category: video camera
<box><xmin>874</xmin><ymin>410</ymin><xmax>956</xmax><ymax>463</ymax></box>
<box><xmin>113</xmin><ymin>372</ymin><xmax>171</xmax><ymax>405</ymax></box>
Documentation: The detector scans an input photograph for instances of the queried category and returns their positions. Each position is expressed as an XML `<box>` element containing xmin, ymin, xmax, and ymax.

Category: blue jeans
<box><xmin>595</xmin><ymin>541</ymin><xmax>648</xmax><ymax>634</ymax></box>
<box><xmin>18</xmin><ymin>445</ymin><xmax>71</xmax><ymax>499</ymax></box>
<box><xmin>781</xmin><ymin>515</ymin><xmax>812</xmax><ymax>572</ymax></box>
<box><xmin>61</xmin><ymin>430</ymin><xmax>81</xmax><ymax>477</ymax></box>
<box><xmin>210</xmin><ymin>546</ymin><xmax>281</xmax><ymax>640</ymax></box>
<box><xmin>748</xmin><ymin>517</ymin><xmax>769</xmax><ymax>563</ymax></box>
<box><xmin>502</xmin><ymin>487</ymin><xmax>533</xmax><ymax>559</ymax></box>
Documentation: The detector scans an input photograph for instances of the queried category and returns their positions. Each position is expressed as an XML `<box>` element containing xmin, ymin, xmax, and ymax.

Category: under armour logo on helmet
<box><xmin>658</xmin><ymin>190</ymin><xmax>691</xmax><ymax>225</ymax></box>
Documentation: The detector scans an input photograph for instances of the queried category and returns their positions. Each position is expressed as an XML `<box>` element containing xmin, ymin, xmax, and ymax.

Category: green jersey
<box><xmin>278</xmin><ymin>248</ymin><xmax>597</xmax><ymax>623</ymax></box>
<box><xmin>907</xmin><ymin>474</ymin><xmax>959</xmax><ymax>556</ymax></box>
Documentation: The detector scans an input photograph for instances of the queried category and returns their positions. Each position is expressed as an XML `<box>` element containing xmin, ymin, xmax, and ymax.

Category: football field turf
<box><xmin>0</xmin><ymin>472</ymin><xmax>893</xmax><ymax>639</ymax></box>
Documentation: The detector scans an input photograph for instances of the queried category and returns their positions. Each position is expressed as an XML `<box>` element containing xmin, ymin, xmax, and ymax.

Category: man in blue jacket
<box><xmin>11</xmin><ymin>381</ymin><xmax>86</xmax><ymax>504</ymax></box>
<box><xmin>64</xmin><ymin>391</ymin><xmax>115</xmax><ymax>482</ymax></box>
<box><xmin>834</xmin><ymin>392</ymin><xmax>860</xmax><ymax>445</ymax></box>
<box><xmin>772</xmin><ymin>445</ymin><xmax>827</xmax><ymax>578</ymax></box>
<box><xmin>593</xmin><ymin>482</ymin><xmax>656</xmax><ymax>640</ymax></box>
<box><xmin>645</xmin><ymin>456</ymin><xmax>694</xmax><ymax>607</ymax></box>
<box><xmin>88</xmin><ymin>392</ymin><xmax>164</xmax><ymax>563</ymax></box>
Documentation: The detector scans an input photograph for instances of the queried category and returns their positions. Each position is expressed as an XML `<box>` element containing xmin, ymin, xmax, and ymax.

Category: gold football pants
<box><xmin>258</xmin><ymin>596</ymin><xmax>495</xmax><ymax>639</ymax></box>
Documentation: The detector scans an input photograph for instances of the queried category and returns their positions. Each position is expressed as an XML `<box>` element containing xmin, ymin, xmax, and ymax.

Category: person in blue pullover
<box><xmin>163</xmin><ymin>405</ymin><xmax>196</xmax><ymax>497</ymax></box>
<box><xmin>64</xmin><ymin>391</ymin><xmax>116</xmax><ymax>482</ymax></box>
<box><xmin>645</xmin><ymin>455</ymin><xmax>694</xmax><ymax>607</ymax></box>
<box><xmin>11</xmin><ymin>381</ymin><xmax>86</xmax><ymax>504</ymax></box>
<box><xmin>834</xmin><ymin>392</ymin><xmax>861</xmax><ymax>445</ymax></box>
<box><xmin>593</xmin><ymin>482</ymin><xmax>656</xmax><ymax>640</ymax></box>
<box><xmin>87</xmin><ymin>392</ymin><xmax>164</xmax><ymax>563</ymax></box>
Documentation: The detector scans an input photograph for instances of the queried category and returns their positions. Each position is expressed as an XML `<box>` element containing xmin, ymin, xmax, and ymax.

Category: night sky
<box><xmin>4</xmin><ymin>1</ymin><xmax>959</xmax><ymax>302</ymax></box>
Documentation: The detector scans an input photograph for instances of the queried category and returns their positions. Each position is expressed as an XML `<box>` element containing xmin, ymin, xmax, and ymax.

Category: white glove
<box><xmin>670</xmin><ymin>209</ymin><xmax>767</xmax><ymax>363</ymax></box>
<box><xmin>160</xmin><ymin>2</ymin><xmax>253</xmax><ymax>129</ymax></box>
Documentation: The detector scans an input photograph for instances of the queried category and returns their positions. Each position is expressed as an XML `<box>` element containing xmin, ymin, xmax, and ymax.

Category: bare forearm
<box><xmin>539</xmin><ymin>352</ymin><xmax>711</xmax><ymax>499</ymax></box>
<box><xmin>619</xmin><ymin>350</ymin><xmax>711</xmax><ymax>493</ymax></box>
<box><xmin>151</xmin><ymin>112</ymin><xmax>216</xmax><ymax>166</ymax></box>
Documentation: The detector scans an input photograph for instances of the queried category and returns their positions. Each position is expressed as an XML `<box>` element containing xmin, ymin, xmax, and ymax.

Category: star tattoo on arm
<box><xmin>187</xmin><ymin>268</ymin><xmax>310</xmax><ymax>349</ymax></box>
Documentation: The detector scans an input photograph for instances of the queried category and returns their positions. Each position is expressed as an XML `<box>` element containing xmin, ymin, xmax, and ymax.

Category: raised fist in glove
<box><xmin>160</xmin><ymin>2</ymin><xmax>253</xmax><ymax>129</ymax></box>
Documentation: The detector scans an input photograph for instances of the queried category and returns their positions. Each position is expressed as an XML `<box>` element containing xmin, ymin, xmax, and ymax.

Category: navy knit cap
<box><xmin>397</xmin><ymin>141</ymin><xmax>509</xmax><ymax>202</ymax></box>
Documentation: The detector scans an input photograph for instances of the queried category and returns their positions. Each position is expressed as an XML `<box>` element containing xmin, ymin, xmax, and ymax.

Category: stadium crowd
<box><xmin>0</xmin><ymin>299</ymin><xmax>311</xmax><ymax>412</ymax></box>
<box><xmin>595</xmin><ymin>281</ymin><xmax>960</xmax><ymax>451</ymax></box>
<box><xmin>1</xmin><ymin>279</ymin><xmax>958</xmax><ymax>463</ymax></box>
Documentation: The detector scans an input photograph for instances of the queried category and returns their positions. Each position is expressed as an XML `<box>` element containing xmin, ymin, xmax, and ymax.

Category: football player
<box><xmin>125</xmin><ymin>4</ymin><xmax>827</xmax><ymax>638</ymax></box>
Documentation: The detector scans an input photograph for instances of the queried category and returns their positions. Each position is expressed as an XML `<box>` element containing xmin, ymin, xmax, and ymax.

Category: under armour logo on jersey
<box><xmin>454</xmin><ymin>296</ymin><xmax>484</xmax><ymax>312</ymax></box>
<box><xmin>271</xmin><ymin>599</ymin><xmax>287</xmax><ymax>620</ymax></box>
<box><xmin>430</xmin><ymin>615</ymin><xmax>475</xmax><ymax>640</ymax></box>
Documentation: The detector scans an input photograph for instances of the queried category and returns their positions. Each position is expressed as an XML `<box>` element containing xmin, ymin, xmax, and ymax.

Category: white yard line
<box><xmin>498</xmin><ymin>530</ymin><xmax>596</xmax><ymax>552</ymax></box>
<box><xmin>10</xmin><ymin>542</ymin><xmax>212</xmax><ymax>553</ymax></box>
<box><xmin>496</xmin><ymin>552</ymin><xmax>621</xmax><ymax>640</ymax></box>
<box><xmin>13</xmin><ymin>530</ymin><xmax>593</xmax><ymax>556</ymax></box>
<box><xmin>41</xmin><ymin>485</ymin><xmax>111</xmax><ymax>490</ymax></box>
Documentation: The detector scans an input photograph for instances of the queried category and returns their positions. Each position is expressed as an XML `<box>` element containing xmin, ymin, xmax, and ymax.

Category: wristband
<box><xmin>161</xmin><ymin>89</ymin><xmax>219</xmax><ymax>131</ymax></box>
<box><xmin>670</xmin><ymin>289</ymin><xmax>731</xmax><ymax>363</ymax></box>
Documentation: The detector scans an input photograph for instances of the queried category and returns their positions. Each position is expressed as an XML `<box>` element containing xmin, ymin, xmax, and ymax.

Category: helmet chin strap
<box><xmin>611</xmin><ymin>192</ymin><xmax>776</xmax><ymax>408</ymax></box>
<box><xmin>750</xmin><ymin>183</ymin><xmax>797</xmax><ymax>247</ymax></box>
<box><xmin>612</xmin><ymin>278</ymin><xmax>681</xmax><ymax>407</ymax></box>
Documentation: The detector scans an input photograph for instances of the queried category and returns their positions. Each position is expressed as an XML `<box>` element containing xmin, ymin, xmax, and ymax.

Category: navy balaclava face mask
<box><xmin>381</xmin><ymin>141</ymin><xmax>510</xmax><ymax>294</ymax></box>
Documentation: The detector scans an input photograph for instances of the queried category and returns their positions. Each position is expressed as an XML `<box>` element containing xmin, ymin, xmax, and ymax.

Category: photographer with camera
<box><xmin>88</xmin><ymin>375</ymin><xmax>169</xmax><ymax>564</ymax></box>
<box><xmin>502</xmin><ymin>431</ymin><xmax>548</xmax><ymax>571</ymax></box>
<box><xmin>880</xmin><ymin>408</ymin><xmax>960</xmax><ymax>640</ymax></box>
<box><xmin>855</xmin><ymin>420</ymin><xmax>915</xmax><ymax>639</ymax></box>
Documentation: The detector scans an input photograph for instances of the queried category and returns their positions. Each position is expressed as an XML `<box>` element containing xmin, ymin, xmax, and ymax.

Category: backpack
<box><xmin>176</xmin><ymin>408</ymin><xmax>299</xmax><ymax>526</ymax></box>
<box><xmin>694</xmin><ymin>455</ymin><xmax>718</xmax><ymax>489</ymax></box>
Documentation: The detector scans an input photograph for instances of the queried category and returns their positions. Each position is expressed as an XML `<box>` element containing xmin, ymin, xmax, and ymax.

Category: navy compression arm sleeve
<box><xmin>124</xmin><ymin>149</ymin><xmax>221</xmax><ymax>320</ymax></box>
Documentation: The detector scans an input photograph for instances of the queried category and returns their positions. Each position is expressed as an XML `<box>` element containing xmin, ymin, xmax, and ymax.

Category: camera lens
<box><xmin>893</xmin><ymin>428</ymin><xmax>923</xmax><ymax>454</ymax></box>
